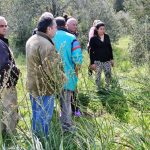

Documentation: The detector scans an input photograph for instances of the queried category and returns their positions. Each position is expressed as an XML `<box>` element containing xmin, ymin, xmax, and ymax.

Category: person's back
<box><xmin>53</xmin><ymin>30</ymin><xmax>82</xmax><ymax>91</ymax></box>
<box><xmin>53</xmin><ymin>16</ymin><xmax>82</xmax><ymax>131</ymax></box>
<box><xmin>26</xmin><ymin>32</ymin><xmax>57</xmax><ymax>96</ymax></box>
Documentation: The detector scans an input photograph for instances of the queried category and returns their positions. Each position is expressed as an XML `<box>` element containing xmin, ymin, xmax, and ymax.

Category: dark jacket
<box><xmin>89</xmin><ymin>34</ymin><xmax>113</xmax><ymax>64</ymax></box>
<box><xmin>0</xmin><ymin>38</ymin><xmax>19</xmax><ymax>88</ymax></box>
<box><xmin>0</xmin><ymin>35</ymin><xmax>9</xmax><ymax>45</ymax></box>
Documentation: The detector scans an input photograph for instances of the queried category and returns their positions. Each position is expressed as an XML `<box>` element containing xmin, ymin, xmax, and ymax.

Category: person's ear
<box><xmin>65</xmin><ymin>24</ymin><xmax>67</xmax><ymax>28</ymax></box>
<box><xmin>48</xmin><ymin>26</ymin><xmax>52</xmax><ymax>32</ymax></box>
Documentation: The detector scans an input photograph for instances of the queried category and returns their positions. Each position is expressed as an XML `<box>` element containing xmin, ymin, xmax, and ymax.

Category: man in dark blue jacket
<box><xmin>0</xmin><ymin>16</ymin><xmax>19</xmax><ymax>134</ymax></box>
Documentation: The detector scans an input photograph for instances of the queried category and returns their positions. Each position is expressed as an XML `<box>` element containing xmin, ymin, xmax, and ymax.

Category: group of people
<box><xmin>0</xmin><ymin>12</ymin><xmax>114</xmax><ymax>138</ymax></box>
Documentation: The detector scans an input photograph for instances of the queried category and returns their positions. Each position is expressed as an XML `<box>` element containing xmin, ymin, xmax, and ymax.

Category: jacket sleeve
<box><xmin>71</xmin><ymin>39</ymin><xmax>82</xmax><ymax>65</ymax></box>
<box><xmin>89</xmin><ymin>37</ymin><xmax>96</xmax><ymax>65</ymax></box>
<box><xmin>0</xmin><ymin>41</ymin><xmax>11</xmax><ymax>71</ymax></box>
<box><xmin>107</xmin><ymin>35</ymin><xmax>113</xmax><ymax>60</ymax></box>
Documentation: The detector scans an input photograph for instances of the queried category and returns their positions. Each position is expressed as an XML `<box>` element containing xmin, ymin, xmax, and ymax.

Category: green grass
<box><xmin>1</xmin><ymin>36</ymin><xmax>150</xmax><ymax>150</ymax></box>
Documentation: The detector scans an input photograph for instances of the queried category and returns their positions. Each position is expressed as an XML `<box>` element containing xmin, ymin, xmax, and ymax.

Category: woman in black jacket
<box><xmin>89</xmin><ymin>21</ymin><xmax>114</xmax><ymax>90</ymax></box>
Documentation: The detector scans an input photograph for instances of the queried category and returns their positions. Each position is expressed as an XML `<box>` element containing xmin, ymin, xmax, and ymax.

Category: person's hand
<box><xmin>111</xmin><ymin>60</ymin><xmax>114</xmax><ymax>67</ymax></box>
<box><xmin>75</xmin><ymin>68</ymin><xmax>78</xmax><ymax>77</ymax></box>
<box><xmin>75</xmin><ymin>65</ymin><xmax>81</xmax><ymax>77</ymax></box>
<box><xmin>90</xmin><ymin>64</ymin><xmax>96</xmax><ymax>71</ymax></box>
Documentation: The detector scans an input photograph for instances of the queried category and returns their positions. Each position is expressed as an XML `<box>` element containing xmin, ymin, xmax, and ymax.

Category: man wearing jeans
<box><xmin>53</xmin><ymin>17</ymin><xmax>82</xmax><ymax>131</ymax></box>
<box><xmin>26</xmin><ymin>12</ymin><xmax>64</xmax><ymax>137</ymax></box>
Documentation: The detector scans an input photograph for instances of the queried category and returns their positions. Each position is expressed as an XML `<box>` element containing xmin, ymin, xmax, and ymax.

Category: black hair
<box><xmin>94</xmin><ymin>22</ymin><xmax>105</xmax><ymax>37</ymax></box>
<box><xmin>55</xmin><ymin>17</ymin><xmax>66</xmax><ymax>27</ymax></box>
<box><xmin>63</xmin><ymin>13</ymin><xmax>72</xmax><ymax>22</ymax></box>
<box><xmin>37</xmin><ymin>17</ymin><xmax>54</xmax><ymax>33</ymax></box>
<box><xmin>63</xmin><ymin>14</ymin><xmax>68</xmax><ymax>22</ymax></box>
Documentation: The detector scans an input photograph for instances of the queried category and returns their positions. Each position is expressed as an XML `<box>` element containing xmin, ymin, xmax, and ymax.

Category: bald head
<box><xmin>0</xmin><ymin>16</ymin><xmax>8</xmax><ymax>36</ymax></box>
<box><xmin>66</xmin><ymin>18</ymin><xmax>78</xmax><ymax>33</ymax></box>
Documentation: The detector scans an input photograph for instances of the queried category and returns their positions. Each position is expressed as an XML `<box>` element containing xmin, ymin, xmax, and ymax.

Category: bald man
<box><xmin>0</xmin><ymin>16</ymin><xmax>19</xmax><ymax>134</ymax></box>
<box><xmin>66</xmin><ymin>18</ymin><xmax>78</xmax><ymax>37</ymax></box>
<box><xmin>66</xmin><ymin>17</ymin><xmax>81</xmax><ymax>116</ymax></box>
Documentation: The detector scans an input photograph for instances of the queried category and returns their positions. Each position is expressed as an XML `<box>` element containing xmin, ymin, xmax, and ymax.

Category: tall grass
<box><xmin>1</xmin><ymin>36</ymin><xmax>150</xmax><ymax>149</ymax></box>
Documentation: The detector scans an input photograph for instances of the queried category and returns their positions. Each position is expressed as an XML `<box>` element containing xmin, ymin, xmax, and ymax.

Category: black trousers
<box><xmin>71</xmin><ymin>91</ymin><xmax>79</xmax><ymax>113</ymax></box>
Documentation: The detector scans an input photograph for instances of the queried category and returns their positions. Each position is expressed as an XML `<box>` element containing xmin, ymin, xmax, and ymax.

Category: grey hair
<box><xmin>0</xmin><ymin>16</ymin><xmax>7</xmax><ymax>23</ymax></box>
<box><xmin>39</xmin><ymin>12</ymin><xmax>54</xmax><ymax>22</ymax></box>
<box><xmin>66</xmin><ymin>18</ymin><xmax>77</xmax><ymax>25</ymax></box>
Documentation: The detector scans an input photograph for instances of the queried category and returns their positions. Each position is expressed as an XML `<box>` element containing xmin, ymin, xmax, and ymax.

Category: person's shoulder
<box><xmin>66</xmin><ymin>32</ymin><xmax>76</xmax><ymax>38</ymax></box>
<box><xmin>0</xmin><ymin>39</ymin><xmax>9</xmax><ymax>49</ymax></box>
<box><xmin>56</xmin><ymin>30</ymin><xmax>75</xmax><ymax>39</ymax></box>
<box><xmin>90</xmin><ymin>36</ymin><xmax>98</xmax><ymax>41</ymax></box>
<box><xmin>36</xmin><ymin>34</ymin><xmax>51</xmax><ymax>46</ymax></box>
<box><xmin>65</xmin><ymin>32</ymin><xmax>77</xmax><ymax>43</ymax></box>
<box><xmin>0</xmin><ymin>39</ymin><xmax>5</xmax><ymax>46</ymax></box>
<box><xmin>26</xmin><ymin>35</ymin><xmax>37</xmax><ymax>46</ymax></box>
<box><xmin>104</xmin><ymin>33</ymin><xmax>110</xmax><ymax>38</ymax></box>
<box><xmin>90</xmin><ymin>26</ymin><xmax>95</xmax><ymax>31</ymax></box>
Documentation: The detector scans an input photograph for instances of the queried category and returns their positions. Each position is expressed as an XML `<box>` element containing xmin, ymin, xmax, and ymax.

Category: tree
<box><xmin>71</xmin><ymin>0</ymin><xmax>121</xmax><ymax>47</ymax></box>
<box><xmin>1</xmin><ymin>0</ymin><xmax>120</xmax><ymax>53</ymax></box>
<box><xmin>124</xmin><ymin>0</ymin><xmax>150</xmax><ymax>66</ymax></box>
<box><xmin>113</xmin><ymin>0</ymin><xmax>124</xmax><ymax>12</ymax></box>
<box><xmin>1</xmin><ymin>0</ymin><xmax>76</xmax><ymax>53</ymax></box>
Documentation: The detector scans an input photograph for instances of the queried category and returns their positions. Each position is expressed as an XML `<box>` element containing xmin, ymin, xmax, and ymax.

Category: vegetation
<box><xmin>0</xmin><ymin>0</ymin><xmax>149</xmax><ymax>149</ymax></box>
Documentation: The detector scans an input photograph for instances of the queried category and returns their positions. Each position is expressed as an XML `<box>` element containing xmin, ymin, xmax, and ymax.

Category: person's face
<box><xmin>67</xmin><ymin>20</ymin><xmax>77</xmax><ymax>33</ymax></box>
<box><xmin>47</xmin><ymin>22</ymin><xmax>57</xmax><ymax>38</ymax></box>
<box><xmin>97</xmin><ymin>26</ymin><xmax>105</xmax><ymax>36</ymax></box>
<box><xmin>0</xmin><ymin>19</ymin><xmax>8</xmax><ymax>36</ymax></box>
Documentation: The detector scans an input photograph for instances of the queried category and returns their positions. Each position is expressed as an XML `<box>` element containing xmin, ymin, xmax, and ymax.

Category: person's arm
<box><xmin>0</xmin><ymin>41</ymin><xmax>11</xmax><ymax>71</ymax></box>
<box><xmin>107</xmin><ymin>35</ymin><xmax>114</xmax><ymax>67</ymax></box>
<box><xmin>39</xmin><ymin>43</ymin><xmax>65</xmax><ymax>86</ymax></box>
<box><xmin>89</xmin><ymin>27</ymin><xmax>95</xmax><ymax>41</ymax></box>
<box><xmin>89</xmin><ymin>37</ymin><xmax>96</xmax><ymax>65</ymax></box>
<box><xmin>89</xmin><ymin>37</ymin><xmax>97</xmax><ymax>71</ymax></box>
<box><xmin>71</xmin><ymin>39</ymin><xmax>82</xmax><ymax>76</ymax></box>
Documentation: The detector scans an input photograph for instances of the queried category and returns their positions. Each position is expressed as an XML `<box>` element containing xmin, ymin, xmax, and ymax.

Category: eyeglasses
<box><xmin>0</xmin><ymin>25</ymin><xmax>8</xmax><ymax>28</ymax></box>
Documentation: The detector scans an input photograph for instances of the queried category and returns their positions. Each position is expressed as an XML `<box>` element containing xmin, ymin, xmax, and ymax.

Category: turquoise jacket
<box><xmin>53</xmin><ymin>29</ymin><xmax>82</xmax><ymax>91</ymax></box>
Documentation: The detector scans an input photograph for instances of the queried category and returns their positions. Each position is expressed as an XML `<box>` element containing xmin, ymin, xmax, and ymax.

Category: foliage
<box><xmin>113</xmin><ymin>0</ymin><xmax>124</xmax><ymax>12</ymax></box>
<box><xmin>72</xmin><ymin>0</ymin><xmax>121</xmax><ymax>47</ymax></box>
<box><xmin>0</xmin><ymin>0</ymin><xmax>121</xmax><ymax>52</ymax></box>
<box><xmin>124</xmin><ymin>0</ymin><xmax>150</xmax><ymax>66</ymax></box>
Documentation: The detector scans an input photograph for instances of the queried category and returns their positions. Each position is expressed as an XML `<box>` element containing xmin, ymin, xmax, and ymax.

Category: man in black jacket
<box><xmin>0</xmin><ymin>16</ymin><xmax>19</xmax><ymax>134</ymax></box>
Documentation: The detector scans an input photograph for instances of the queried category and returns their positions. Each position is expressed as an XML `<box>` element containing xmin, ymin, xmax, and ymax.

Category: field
<box><xmin>2</xmin><ymin>36</ymin><xmax>150</xmax><ymax>150</ymax></box>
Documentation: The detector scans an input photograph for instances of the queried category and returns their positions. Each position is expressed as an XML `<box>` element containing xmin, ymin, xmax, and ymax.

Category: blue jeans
<box><xmin>30</xmin><ymin>95</ymin><xmax>54</xmax><ymax>136</ymax></box>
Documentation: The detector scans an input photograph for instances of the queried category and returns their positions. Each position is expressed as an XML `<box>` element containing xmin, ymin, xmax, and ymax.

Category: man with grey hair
<box><xmin>0</xmin><ymin>16</ymin><xmax>9</xmax><ymax>44</ymax></box>
<box><xmin>0</xmin><ymin>16</ymin><xmax>19</xmax><ymax>134</ymax></box>
<box><xmin>26</xmin><ymin>12</ymin><xmax>64</xmax><ymax>137</ymax></box>
<box><xmin>32</xmin><ymin>12</ymin><xmax>54</xmax><ymax>35</ymax></box>
<box><xmin>66</xmin><ymin>17</ymin><xmax>81</xmax><ymax>116</ymax></box>
<box><xmin>66</xmin><ymin>17</ymin><xmax>78</xmax><ymax>37</ymax></box>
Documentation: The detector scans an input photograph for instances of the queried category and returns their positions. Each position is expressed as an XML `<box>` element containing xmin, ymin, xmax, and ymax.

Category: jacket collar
<box><xmin>0</xmin><ymin>35</ymin><xmax>9</xmax><ymax>45</ymax></box>
<box><xmin>36</xmin><ymin>31</ymin><xmax>54</xmax><ymax>45</ymax></box>
<box><xmin>57</xmin><ymin>27</ymin><xmax>70</xmax><ymax>33</ymax></box>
